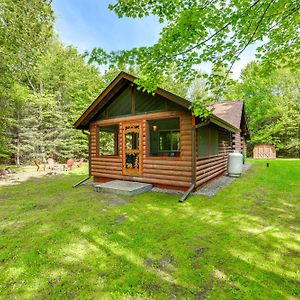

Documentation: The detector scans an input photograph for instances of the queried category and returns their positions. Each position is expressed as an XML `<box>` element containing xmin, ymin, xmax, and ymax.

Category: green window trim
<box><xmin>198</xmin><ymin>126</ymin><xmax>219</xmax><ymax>157</ymax></box>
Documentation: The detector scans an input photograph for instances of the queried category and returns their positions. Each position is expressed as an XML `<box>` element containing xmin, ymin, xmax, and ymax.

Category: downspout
<box><xmin>179</xmin><ymin>121</ymin><xmax>210</xmax><ymax>202</ymax></box>
<box><xmin>73</xmin><ymin>129</ymin><xmax>91</xmax><ymax>188</ymax></box>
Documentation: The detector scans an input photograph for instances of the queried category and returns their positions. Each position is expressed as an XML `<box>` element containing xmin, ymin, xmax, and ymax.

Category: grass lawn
<box><xmin>0</xmin><ymin>160</ymin><xmax>299</xmax><ymax>299</ymax></box>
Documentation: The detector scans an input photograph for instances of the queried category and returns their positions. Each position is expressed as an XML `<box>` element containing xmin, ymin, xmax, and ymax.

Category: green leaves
<box><xmin>0</xmin><ymin>7</ymin><xmax>103</xmax><ymax>163</ymax></box>
<box><xmin>90</xmin><ymin>0</ymin><xmax>299</xmax><ymax>102</ymax></box>
<box><xmin>228</xmin><ymin>62</ymin><xmax>300</xmax><ymax>157</ymax></box>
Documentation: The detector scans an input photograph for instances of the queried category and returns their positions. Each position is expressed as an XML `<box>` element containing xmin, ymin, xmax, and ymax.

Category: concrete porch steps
<box><xmin>94</xmin><ymin>180</ymin><xmax>153</xmax><ymax>196</ymax></box>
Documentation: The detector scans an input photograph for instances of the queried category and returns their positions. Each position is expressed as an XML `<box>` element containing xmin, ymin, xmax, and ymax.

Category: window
<box><xmin>98</xmin><ymin>125</ymin><xmax>119</xmax><ymax>156</ymax></box>
<box><xmin>198</xmin><ymin>126</ymin><xmax>219</xmax><ymax>157</ymax></box>
<box><xmin>148</xmin><ymin>118</ymin><xmax>180</xmax><ymax>156</ymax></box>
<box><xmin>159</xmin><ymin>130</ymin><xmax>180</xmax><ymax>152</ymax></box>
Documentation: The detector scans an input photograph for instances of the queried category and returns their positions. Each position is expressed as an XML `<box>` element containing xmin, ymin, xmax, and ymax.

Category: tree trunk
<box><xmin>15</xmin><ymin>111</ymin><xmax>20</xmax><ymax>165</ymax></box>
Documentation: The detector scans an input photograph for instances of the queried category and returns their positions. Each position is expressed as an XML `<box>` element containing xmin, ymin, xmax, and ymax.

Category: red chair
<box><xmin>66</xmin><ymin>159</ymin><xmax>75</xmax><ymax>170</ymax></box>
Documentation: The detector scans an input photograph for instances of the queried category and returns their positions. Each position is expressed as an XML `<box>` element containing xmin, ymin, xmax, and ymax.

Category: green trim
<box><xmin>209</xmin><ymin>115</ymin><xmax>239</xmax><ymax>133</ymax></box>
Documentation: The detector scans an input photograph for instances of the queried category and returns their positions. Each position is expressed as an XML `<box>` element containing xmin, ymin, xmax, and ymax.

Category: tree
<box><xmin>0</xmin><ymin>0</ymin><xmax>54</xmax><ymax>88</ymax></box>
<box><xmin>0</xmin><ymin>0</ymin><xmax>54</xmax><ymax>161</ymax></box>
<box><xmin>13</xmin><ymin>40</ymin><xmax>103</xmax><ymax>164</ymax></box>
<box><xmin>0</xmin><ymin>29</ymin><xmax>103</xmax><ymax>163</ymax></box>
<box><xmin>229</xmin><ymin>62</ymin><xmax>300</xmax><ymax>157</ymax></box>
<box><xmin>89</xmin><ymin>0</ymin><xmax>299</xmax><ymax>107</ymax></box>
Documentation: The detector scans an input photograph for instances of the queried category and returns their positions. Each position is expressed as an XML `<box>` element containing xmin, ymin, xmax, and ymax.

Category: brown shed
<box><xmin>253</xmin><ymin>144</ymin><xmax>276</xmax><ymax>159</ymax></box>
<box><xmin>74</xmin><ymin>72</ymin><xmax>248</xmax><ymax>191</ymax></box>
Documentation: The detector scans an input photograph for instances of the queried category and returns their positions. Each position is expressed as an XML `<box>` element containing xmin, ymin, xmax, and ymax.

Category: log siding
<box><xmin>91</xmin><ymin>115</ymin><xmax>233</xmax><ymax>190</ymax></box>
<box><xmin>90</xmin><ymin>111</ymin><xmax>193</xmax><ymax>189</ymax></box>
<box><xmin>233</xmin><ymin>132</ymin><xmax>247</xmax><ymax>154</ymax></box>
<box><xmin>196</xmin><ymin>128</ymin><xmax>231</xmax><ymax>188</ymax></box>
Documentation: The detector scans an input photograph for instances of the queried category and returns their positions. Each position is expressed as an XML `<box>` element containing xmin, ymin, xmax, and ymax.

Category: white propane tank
<box><xmin>228</xmin><ymin>151</ymin><xmax>243</xmax><ymax>177</ymax></box>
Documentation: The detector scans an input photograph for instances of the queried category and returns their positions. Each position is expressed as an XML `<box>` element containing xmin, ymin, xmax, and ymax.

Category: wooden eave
<box><xmin>74</xmin><ymin>71</ymin><xmax>191</xmax><ymax>130</ymax></box>
<box><xmin>74</xmin><ymin>71</ymin><xmax>243</xmax><ymax>134</ymax></box>
<box><xmin>209</xmin><ymin>114</ymin><xmax>239</xmax><ymax>133</ymax></box>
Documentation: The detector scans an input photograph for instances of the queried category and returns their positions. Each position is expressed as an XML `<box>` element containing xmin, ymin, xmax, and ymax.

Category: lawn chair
<box><xmin>47</xmin><ymin>158</ymin><xmax>55</xmax><ymax>170</ymax></box>
<box><xmin>76</xmin><ymin>158</ymin><xmax>84</xmax><ymax>167</ymax></box>
<box><xmin>66</xmin><ymin>159</ymin><xmax>75</xmax><ymax>170</ymax></box>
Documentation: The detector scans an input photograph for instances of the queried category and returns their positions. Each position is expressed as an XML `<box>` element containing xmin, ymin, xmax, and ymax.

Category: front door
<box><xmin>122</xmin><ymin>122</ymin><xmax>142</xmax><ymax>176</ymax></box>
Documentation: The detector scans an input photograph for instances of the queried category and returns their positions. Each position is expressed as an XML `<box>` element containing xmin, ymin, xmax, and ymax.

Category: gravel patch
<box><xmin>151</xmin><ymin>187</ymin><xmax>184</xmax><ymax>195</ymax></box>
<box><xmin>194</xmin><ymin>176</ymin><xmax>236</xmax><ymax>197</ymax></box>
<box><xmin>194</xmin><ymin>163</ymin><xmax>252</xmax><ymax>197</ymax></box>
<box><xmin>241</xmin><ymin>162</ymin><xmax>252</xmax><ymax>172</ymax></box>
<box><xmin>151</xmin><ymin>163</ymin><xmax>252</xmax><ymax>197</ymax></box>
<box><xmin>81</xmin><ymin>181</ymin><xmax>94</xmax><ymax>186</ymax></box>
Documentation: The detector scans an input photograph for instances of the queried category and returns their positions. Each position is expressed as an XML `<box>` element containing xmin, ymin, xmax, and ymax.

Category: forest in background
<box><xmin>0</xmin><ymin>0</ymin><xmax>299</xmax><ymax>165</ymax></box>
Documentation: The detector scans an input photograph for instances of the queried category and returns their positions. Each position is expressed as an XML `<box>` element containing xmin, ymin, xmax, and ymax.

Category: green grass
<box><xmin>0</xmin><ymin>160</ymin><xmax>299</xmax><ymax>299</ymax></box>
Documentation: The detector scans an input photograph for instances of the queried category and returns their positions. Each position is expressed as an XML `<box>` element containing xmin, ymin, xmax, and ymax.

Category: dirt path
<box><xmin>0</xmin><ymin>166</ymin><xmax>67</xmax><ymax>187</ymax></box>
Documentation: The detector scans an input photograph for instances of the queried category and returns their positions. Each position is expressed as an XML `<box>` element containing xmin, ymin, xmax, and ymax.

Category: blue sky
<box><xmin>52</xmin><ymin>0</ymin><xmax>257</xmax><ymax>79</ymax></box>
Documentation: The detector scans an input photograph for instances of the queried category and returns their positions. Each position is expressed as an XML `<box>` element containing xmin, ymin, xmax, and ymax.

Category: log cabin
<box><xmin>210</xmin><ymin>101</ymin><xmax>249</xmax><ymax>156</ymax></box>
<box><xmin>74</xmin><ymin>72</ymin><xmax>249</xmax><ymax>191</ymax></box>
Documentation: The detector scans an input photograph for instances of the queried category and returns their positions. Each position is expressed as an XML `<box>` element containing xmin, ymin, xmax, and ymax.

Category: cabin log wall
<box><xmin>90</xmin><ymin>112</ymin><xmax>233</xmax><ymax>190</ymax></box>
<box><xmin>79</xmin><ymin>75</ymin><xmax>247</xmax><ymax>193</ymax></box>
<box><xmin>196</xmin><ymin>129</ymin><xmax>231</xmax><ymax>188</ymax></box>
<box><xmin>90</xmin><ymin>111</ymin><xmax>193</xmax><ymax>189</ymax></box>
<box><xmin>233</xmin><ymin>132</ymin><xmax>247</xmax><ymax>155</ymax></box>
<box><xmin>233</xmin><ymin>133</ymin><xmax>242</xmax><ymax>152</ymax></box>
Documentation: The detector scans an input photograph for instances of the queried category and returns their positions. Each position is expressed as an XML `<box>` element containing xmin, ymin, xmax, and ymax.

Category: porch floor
<box><xmin>94</xmin><ymin>180</ymin><xmax>153</xmax><ymax>196</ymax></box>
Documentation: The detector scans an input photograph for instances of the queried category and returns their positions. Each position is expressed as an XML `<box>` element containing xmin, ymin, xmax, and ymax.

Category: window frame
<box><xmin>197</xmin><ymin>126</ymin><xmax>219</xmax><ymax>158</ymax></box>
<box><xmin>158</xmin><ymin>129</ymin><xmax>180</xmax><ymax>153</ymax></box>
<box><xmin>147</xmin><ymin>116</ymin><xmax>181</xmax><ymax>158</ymax></box>
<box><xmin>97</xmin><ymin>125</ymin><xmax>119</xmax><ymax>157</ymax></box>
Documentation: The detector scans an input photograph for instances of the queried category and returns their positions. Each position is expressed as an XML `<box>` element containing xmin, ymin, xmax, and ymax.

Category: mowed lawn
<box><xmin>0</xmin><ymin>160</ymin><xmax>299</xmax><ymax>299</ymax></box>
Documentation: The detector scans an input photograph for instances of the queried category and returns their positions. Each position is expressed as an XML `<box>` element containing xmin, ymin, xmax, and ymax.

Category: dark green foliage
<box><xmin>228</xmin><ymin>62</ymin><xmax>300</xmax><ymax>158</ymax></box>
<box><xmin>0</xmin><ymin>3</ymin><xmax>102</xmax><ymax>164</ymax></box>
<box><xmin>0</xmin><ymin>0</ymin><xmax>54</xmax><ymax>160</ymax></box>
<box><xmin>1</xmin><ymin>0</ymin><xmax>298</xmax><ymax>162</ymax></box>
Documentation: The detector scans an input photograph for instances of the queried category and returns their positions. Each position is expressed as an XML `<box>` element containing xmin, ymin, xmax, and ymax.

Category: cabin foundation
<box><xmin>95</xmin><ymin>180</ymin><xmax>153</xmax><ymax>196</ymax></box>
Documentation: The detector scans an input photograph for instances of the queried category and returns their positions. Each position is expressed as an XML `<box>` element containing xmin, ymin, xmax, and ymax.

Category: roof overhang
<box><xmin>74</xmin><ymin>71</ymin><xmax>244</xmax><ymax>135</ymax></box>
<box><xmin>209</xmin><ymin>114</ymin><xmax>239</xmax><ymax>133</ymax></box>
